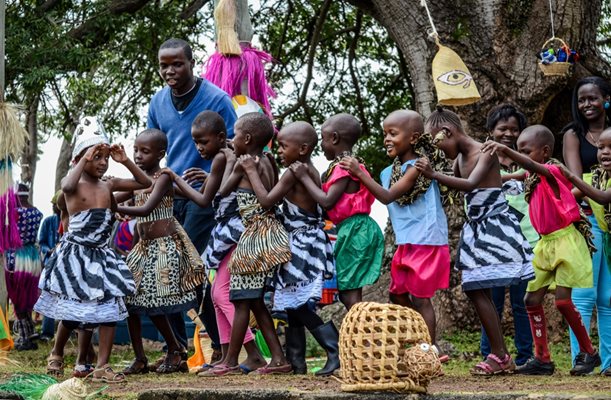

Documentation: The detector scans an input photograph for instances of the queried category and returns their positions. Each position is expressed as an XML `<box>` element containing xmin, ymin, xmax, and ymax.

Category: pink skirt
<box><xmin>389</xmin><ymin>244</ymin><xmax>450</xmax><ymax>298</ymax></box>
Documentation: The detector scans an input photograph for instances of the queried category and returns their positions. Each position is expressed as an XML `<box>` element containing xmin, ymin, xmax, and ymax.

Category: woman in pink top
<box><xmin>292</xmin><ymin>113</ymin><xmax>384</xmax><ymax>310</ymax></box>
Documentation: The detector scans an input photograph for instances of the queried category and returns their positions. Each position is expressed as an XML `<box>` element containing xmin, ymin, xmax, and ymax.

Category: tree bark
<box><xmin>20</xmin><ymin>95</ymin><xmax>40</xmax><ymax>197</ymax></box>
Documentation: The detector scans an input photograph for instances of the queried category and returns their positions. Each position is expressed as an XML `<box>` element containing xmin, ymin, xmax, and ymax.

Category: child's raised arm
<box><xmin>162</xmin><ymin>152</ymin><xmax>226</xmax><ymax>208</ymax></box>
<box><xmin>339</xmin><ymin>156</ymin><xmax>419</xmax><ymax>205</ymax></box>
<box><xmin>240</xmin><ymin>155</ymin><xmax>294</xmax><ymax>209</ymax></box>
<box><xmin>480</xmin><ymin>141</ymin><xmax>552</xmax><ymax>178</ymax></box>
<box><xmin>107</xmin><ymin>144</ymin><xmax>152</xmax><ymax>192</ymax></box>
<box><xmin>415</xmin><ymin>153</ymin><xmax>494</xmax><ymax>192</ymax></box>
<box><xmin>117</xmin><ymin>174</ymin><xmax>172</xmax><ymax>217</ymax></box>
<box><xmin>61</xmin><ymin>143</ymin><xmax>107</xmax><ymax>194</ymax></box>
<box><xmin>290</xmin><ymin>161</ymin><xmax>345</xmax><ymax>209</ymax></box>
<box><xmin>561</xmin><ymin>167</ymin><xmax>611</xmax><ymax>204</ymax></box>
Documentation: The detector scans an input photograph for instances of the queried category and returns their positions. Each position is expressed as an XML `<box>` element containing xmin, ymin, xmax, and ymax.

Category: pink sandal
<box><xmin>470</xmin><ymin>353</ymin><xmax>515</xmax><ymax>376</ymax></box>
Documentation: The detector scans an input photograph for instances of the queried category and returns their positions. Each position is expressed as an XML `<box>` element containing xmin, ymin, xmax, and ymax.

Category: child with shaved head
<box><xmin>482</xmin><ymin>125</ymin><xmax>601</xmax><ymax>376</ymax></box>
<box><xmin>240</xmin><ymin>121</ymin><xmax>338</xmax><ymax>376</ymax></box>
<box><xmin>292</xmin><ymin>113</ymin><xmax>384</xmax><ymax>313</ymax></box>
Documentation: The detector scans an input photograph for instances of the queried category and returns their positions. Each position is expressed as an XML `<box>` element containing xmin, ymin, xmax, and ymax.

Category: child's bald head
<box><xmin>516</xmin><ymin>124</ymin><xmax>555</xmax><ymax>163</ymax></box>
<box><xmin>280</xmin><ymin>121</ymin><xmax>317</xmax><ymax>152</ymax></box>
<box><xmin>322</xmin><ymin>113</ymin><xmax>361</xmax><ymax>146</ymax></box>
<box><xmin>384</xmin><ymin>110</ymin><xmax>424</xmax><ymax>134</ymax></box>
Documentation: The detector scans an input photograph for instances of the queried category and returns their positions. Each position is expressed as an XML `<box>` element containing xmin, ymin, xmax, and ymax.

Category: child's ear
<box><xmin>244</xmin><ymin>133</ymin><xmax>252</xmax><ymax>145</ymax></box>
<box><xmin>332</xmin><ymin>131</ymin><xmax>340</xmax><ymax>145</ymax></box>
<box><xmin>299</xmin><ymin>143</ymin><xmax>309</xmax><ymax>156</ymax></box>
<box><xmin>158</xmin><ymin>150</ymin><xmax>166</xmax><ymax>160</ymax></box>
<box><xmin>543</xmin><ymin>145</ymin><xmax>552</xmax><ymax>158</ymax></box>
<box><xmin>410</xmin><ymin>132</ymin><xmax>421</xmax><ymax>145</ymax></box>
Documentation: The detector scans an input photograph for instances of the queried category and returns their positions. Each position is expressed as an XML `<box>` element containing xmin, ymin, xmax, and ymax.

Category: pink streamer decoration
<box><xmin>5</xmin><ymin>270</ymin><xmax>40</xmax><ymax>313</ymax></box>
<box><xmin>0</xmin><ymin>188</ymin><xmax>23</xmax><ymax>252</ymax></box>
<box><xmin>203</xmin><ymin>44</ymin><xmax>276</xmax><ymax>117</ymax></box>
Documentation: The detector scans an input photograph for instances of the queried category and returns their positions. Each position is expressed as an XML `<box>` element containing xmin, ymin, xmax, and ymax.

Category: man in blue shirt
<box><xmin>148</xmin><ymin>38</ymin><xmax>237</xmax><ymax>362</ymax></box>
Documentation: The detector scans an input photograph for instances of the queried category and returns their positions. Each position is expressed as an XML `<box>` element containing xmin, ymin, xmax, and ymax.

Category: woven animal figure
<box><xmin>403</xmin><ymin>343</ymin><xmax>443</xmax><ymax>386</ymax></box>
<box><xmin>339</xmin><ymin>302</ymin><xmax>439</xmax><ymax>393</ymax></box>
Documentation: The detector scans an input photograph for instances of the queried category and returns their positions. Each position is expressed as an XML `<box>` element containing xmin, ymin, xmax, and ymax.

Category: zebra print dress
<box><xmin>273</xmin><ymin>200</ymin><xmax>334</xmax><ymax>312</ymax></box>
<box><xmin>204</xmin><ymin>192</ymin><xmax>244</xmax><ymax>270</ymax></box>
<box><xmin>457</xmin><ymin>188</ymin><xmax>535</xmax><ymax>291</ymax></box>
<box><xmin>229</xmin><ymin>190</ymin><xmax>291</xmax><ymax>301</ymax></box>
<box><xmin>35</xmin><ymin>208</ymin><xmax>135</xmax><ymax>323</ymax></box>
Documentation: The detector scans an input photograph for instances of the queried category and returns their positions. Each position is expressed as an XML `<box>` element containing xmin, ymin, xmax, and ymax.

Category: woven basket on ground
<box><xmin>339</xmin><ymin>302</ymin><xmax>437</xmax><ymax>393</ymax></box>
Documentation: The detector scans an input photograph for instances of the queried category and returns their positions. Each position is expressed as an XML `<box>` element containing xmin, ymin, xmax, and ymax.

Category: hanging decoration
<box><xmin>537</xmin><ymin>0</ymin><xmax>579</xmax><ymax>77</ymax></box>
<box><xmin>421</xmin><ymin>0</ymin><xmax>481</xmax><ymax>106</ymax></box>
<box><xmin>0</xmin><ymin>102</ymin><xmax>26</xmax><ymax>252</ymax></box>
<box><xmin>203</xmin><ymin>0</ymin><xmax>276</xmax><ymax>118</ymax></box>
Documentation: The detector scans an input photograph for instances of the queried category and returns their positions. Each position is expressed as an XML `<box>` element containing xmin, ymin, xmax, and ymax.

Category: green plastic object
<box><xmin>255</xmin><ymin>329</ymin><xmax>271</xmax><ymax>358</ymax></box>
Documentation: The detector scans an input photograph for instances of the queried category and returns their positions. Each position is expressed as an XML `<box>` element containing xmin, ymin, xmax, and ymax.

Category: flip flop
<box><xmin>255</xmin><ymin>363</ymin><xmax>293</xmax><ymax>375</ymax></box>
<box><xmin>239</xmin><ymin>364</ymin><xmax>253</xmax><ymax>374</ymax></box>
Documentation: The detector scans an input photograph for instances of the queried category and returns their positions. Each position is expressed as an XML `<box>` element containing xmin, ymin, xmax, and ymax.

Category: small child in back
<box><xmin>115</xmin><ymin>129</ymin><xmax>206</xmax><ymax>375</ymax></box>
<box><xmin>415</xmin><ymin>106</ymin><xmax>534</xmax><ymax>375</ymax></box>
<box><xmin>162</xmin><ymin>111</ymin><xmax>265</xmax><ymax>374</ymax></box>
<box><xmin>481</xmin><ymin>125</ymin><xmax>601</xmax><ymax>376</ymax></box>
<box><xmin>35</xmin><ymin>117</ymin><xmax>151</xmax><ymax>382</ymax></box>
<box><xmin>340</xmin><ymin>110</ymin><xmax>450</xmax><ymax>356</ymax></box>
<box><xmin>291</xmin><ymin>113</ymin><xmax>384</xmax><ymax>311</ymax></box>
<box><xmin>208</xmin><ymin>112</ymin><xmax>292</xmax><ymax>375</ymax></box>
<box><xmin>242</xmin><ymin>121</ymin><xmax>337</xmax><ymax>376</ymax></box>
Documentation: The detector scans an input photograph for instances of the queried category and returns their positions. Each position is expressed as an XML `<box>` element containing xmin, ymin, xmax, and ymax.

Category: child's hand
<box><xmin>159</xmin><ymin>167</ymin><xmax>179</xmax><ymax>181</ymax></box>
<box><xmin>480</xmin><ymin>140</ymin><xmax>506</xmax><ymax>156</ymax></box>
<box><xmin>415</xmin><ymin>157</ymin><xmax>434</xmax><ymax>178</ymax></box>
<box><xmin>182</xmin><ymin>167</ymin><xmax>208</xmax><ymax>185</ymax></box>
<box><xmin>339</xmin><ymin>156</ymin><xmax>361</xmax><ymax>175</ymax></box>
<box><xmin>558</xmin><ymin>163</ymin><xmax>575</xmax><ymax>181</ymax></box>
<box><xmin>83</xmin><ymin>143</ymin><xmax>108</xmax><ymax>161</ymax></box>
<box><xmin>110</xmin><ymin>144</ymin><xmax>128</xmax><ymax>163</ymax></box>
<box><xmin>289</xmin><ymin>161</ymin><xmax>309</xmax><ymax>178</ymax></box>
<box><xmin>219</xmin><ymin>148</ymin><xmax>236</xmax><ymax>162</ymax></box>
<box><xmin>238</xmin><ymin>154</ymin><xmax>258</xmax><ymax>172</ymax></box>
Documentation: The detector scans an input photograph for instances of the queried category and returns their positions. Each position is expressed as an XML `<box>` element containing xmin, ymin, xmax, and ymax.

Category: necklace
<box><xmin>587</xmin><ymin>130</ymin><xmax>600</xmax><ymax>145</ymax></box>
<box><xmin>172</xmin><ymin>78</ymin><xmax>197</xmax><ymax>98</ymax></box>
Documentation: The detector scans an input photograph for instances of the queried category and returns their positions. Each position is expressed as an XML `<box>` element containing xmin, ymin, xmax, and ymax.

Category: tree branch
<box><xmin>180</xmin><ymin>0</ymin><xmax>211</xmax><ymax>20</ymax></box>
<box><xmin>277</xmin><ymin>0</ymin><xmax>332</xmax><ymax>121</ymax></box>
<box><xmin>348</xmin><ymin>11</ymin><xmax>369</xmax><ymax>136</ymax></box>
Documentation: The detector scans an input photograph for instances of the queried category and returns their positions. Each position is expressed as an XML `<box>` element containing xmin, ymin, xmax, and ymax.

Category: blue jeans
<box><xmin>167</xmin><ymin>199</ymin><xmax>220</xmax><ymax>351</ymax></box>
<box><xmin>41</xmin><ymin>316</ymin><xmax>55</xmax><ymax>337</ymax></box>
<box><xmin>480</xmin><ymin>280</ymin><xmax>533</xmax><ymax>366</ymax></box>
<box><xmin>570</xmin><ymin>215</ymin><xmax>611</xmax><ymax>371</ymax></box>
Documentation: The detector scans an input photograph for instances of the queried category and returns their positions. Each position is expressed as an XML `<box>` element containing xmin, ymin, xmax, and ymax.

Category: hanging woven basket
<box><xmin>339</xmin><ymin>302</ymin><xmax>438</xmax><ymax>393</ymax></box>
<box><xmin>538</xmin><ymin>37</ymin><xmax>572</xmax><ymax>77</ymax></box>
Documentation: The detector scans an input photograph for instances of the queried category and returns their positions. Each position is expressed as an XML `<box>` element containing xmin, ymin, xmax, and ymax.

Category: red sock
<box><xmin>526</xmin><ymin>304</ymin><xmax>551</xmax><ymax>363</ymax></box>
<box><xmin>555</xmin><ymin>298</ymin><xmax>594</xmax><ymax>355</ymax></box>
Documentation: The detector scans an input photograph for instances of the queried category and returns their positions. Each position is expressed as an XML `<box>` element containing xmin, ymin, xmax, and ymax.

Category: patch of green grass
<box><xmin>440</xmin><ymin>330</ymin><xmax>576</xmax><ymax>374</ymax></box>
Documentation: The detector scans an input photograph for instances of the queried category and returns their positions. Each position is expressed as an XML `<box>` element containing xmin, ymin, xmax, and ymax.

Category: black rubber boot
<box><xmin>310</xmin><ymin>322</ymin><xmax>340</xmax><ymax>377</ymax></box>
<box><xmin>285</xmin><ymin>326</ymin><xmax>307</xmax><ymax>374</ymax></box>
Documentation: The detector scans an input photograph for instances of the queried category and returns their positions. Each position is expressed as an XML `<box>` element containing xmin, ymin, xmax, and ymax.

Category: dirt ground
<box><xmin>91</xmin><ymin>370</ymin><xmax>611</xmax><ymax>399</ymax></box>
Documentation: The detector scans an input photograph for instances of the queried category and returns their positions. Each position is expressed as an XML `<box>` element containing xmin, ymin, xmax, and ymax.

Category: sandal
<box><xmin>73</xmin><ymin>364</ymin><xmax>94</xmax><ymax>378</ymax></box>
<box><xmin>92</xmin><ymin>364</ymin><xmax>126</xmax><ymax>383</ymax></box>
<box><xmin>46</xmin><ymin>354</ymin><xmax>64</xmax><ymax>377</ymax></box>
<box><xmin>198</xmin><ymin>364</ymin><xmax>242</xmax><ymax>377</ymax></box>
<box><xmin>256</xmin><ymin>362</ymin><xmax>293</xmax><ymax>375</ymax></box>
<box><xmin>122</xmin><ymin>358</ymin><xmax>149</xmax><ymax>375</ymax></box>
<box><xmin>470</xmin><ymin>353</ymin><xmax>515</xmax><ymax>376</ymax></box>
<box><xmin>156</xmin><ymin>351</ymin><xmax>188</xmax><ymax>374</ymax></box>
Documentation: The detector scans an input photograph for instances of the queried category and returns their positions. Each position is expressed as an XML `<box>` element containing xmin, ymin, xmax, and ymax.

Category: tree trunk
<box><xmin>343</xmin><ymin>0</ymin><xmax>611</xmax><ymax>335</ymax></box>
<box><xmin>55</xmin><ymin>135</ymin><xmax>74</xmax><ymax>192</ymax></box>
<box><xmin>20</xmin><ymin>95</ymin><xmax>39</xmax><ymax>197</ymax></box>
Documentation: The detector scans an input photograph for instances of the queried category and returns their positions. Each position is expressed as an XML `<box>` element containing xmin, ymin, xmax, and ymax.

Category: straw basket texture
<box><xmin>538</xmin><ymin>37</ymin><xmax>571</xmax><ymax>77</ymax></box>
<box><xmin>339</xmin><ymin>302</ymin><xmax>437</xmax><ymax>393</ymax></box>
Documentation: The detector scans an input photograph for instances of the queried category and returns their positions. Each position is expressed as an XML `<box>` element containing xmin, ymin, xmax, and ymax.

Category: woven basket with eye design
<box><xmin>339</xmin><ymin>302</ymin><xmax>437</xmax><ymax>393</ymax></box>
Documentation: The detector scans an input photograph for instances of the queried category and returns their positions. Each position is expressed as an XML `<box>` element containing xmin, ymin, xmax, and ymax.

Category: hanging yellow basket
<box><xmin>538</xmin><ymin>37</ymin><xmax>572</xmax><ymax>77</ymax></box>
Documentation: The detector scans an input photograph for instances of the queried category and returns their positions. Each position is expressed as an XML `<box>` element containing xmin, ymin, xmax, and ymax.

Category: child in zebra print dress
<box><xmin>35</xmin><ymin>122</ymin><xmax>151</xmax><ymax>382</ymax></box>
<box><xmin>241</xmin><ymin>121</ymin><xmax>338</xmax><ymax>376</ymax></box>
<box><xmin>482</xmin><ymin>125</ymin><xmax>601</xmax><ymax>376</ymax></box>
<box><xmin>208</xmin><ymin>112</ymin><xmax>292</xmax><ymax>376</ymax></box>
<box><xmin>415</xmin><ymin>106</ymin><xmax>534</xmax><ymax>376</ymax></box>
<box><xmin>161</xmin><ymin>111</ymin><xmax>266</xmax><ymax>375</ymax></box>
<box><xmin>115</xmin><ymin>129</ymin><xmax>206</xmax><ymax>375</ymax></box>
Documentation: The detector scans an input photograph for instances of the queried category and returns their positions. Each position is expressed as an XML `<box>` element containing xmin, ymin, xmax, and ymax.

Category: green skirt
<box><xmin>334</xmin><ymin>214</ymin><xmax>384</xmax><ymax>291</ymax></box>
